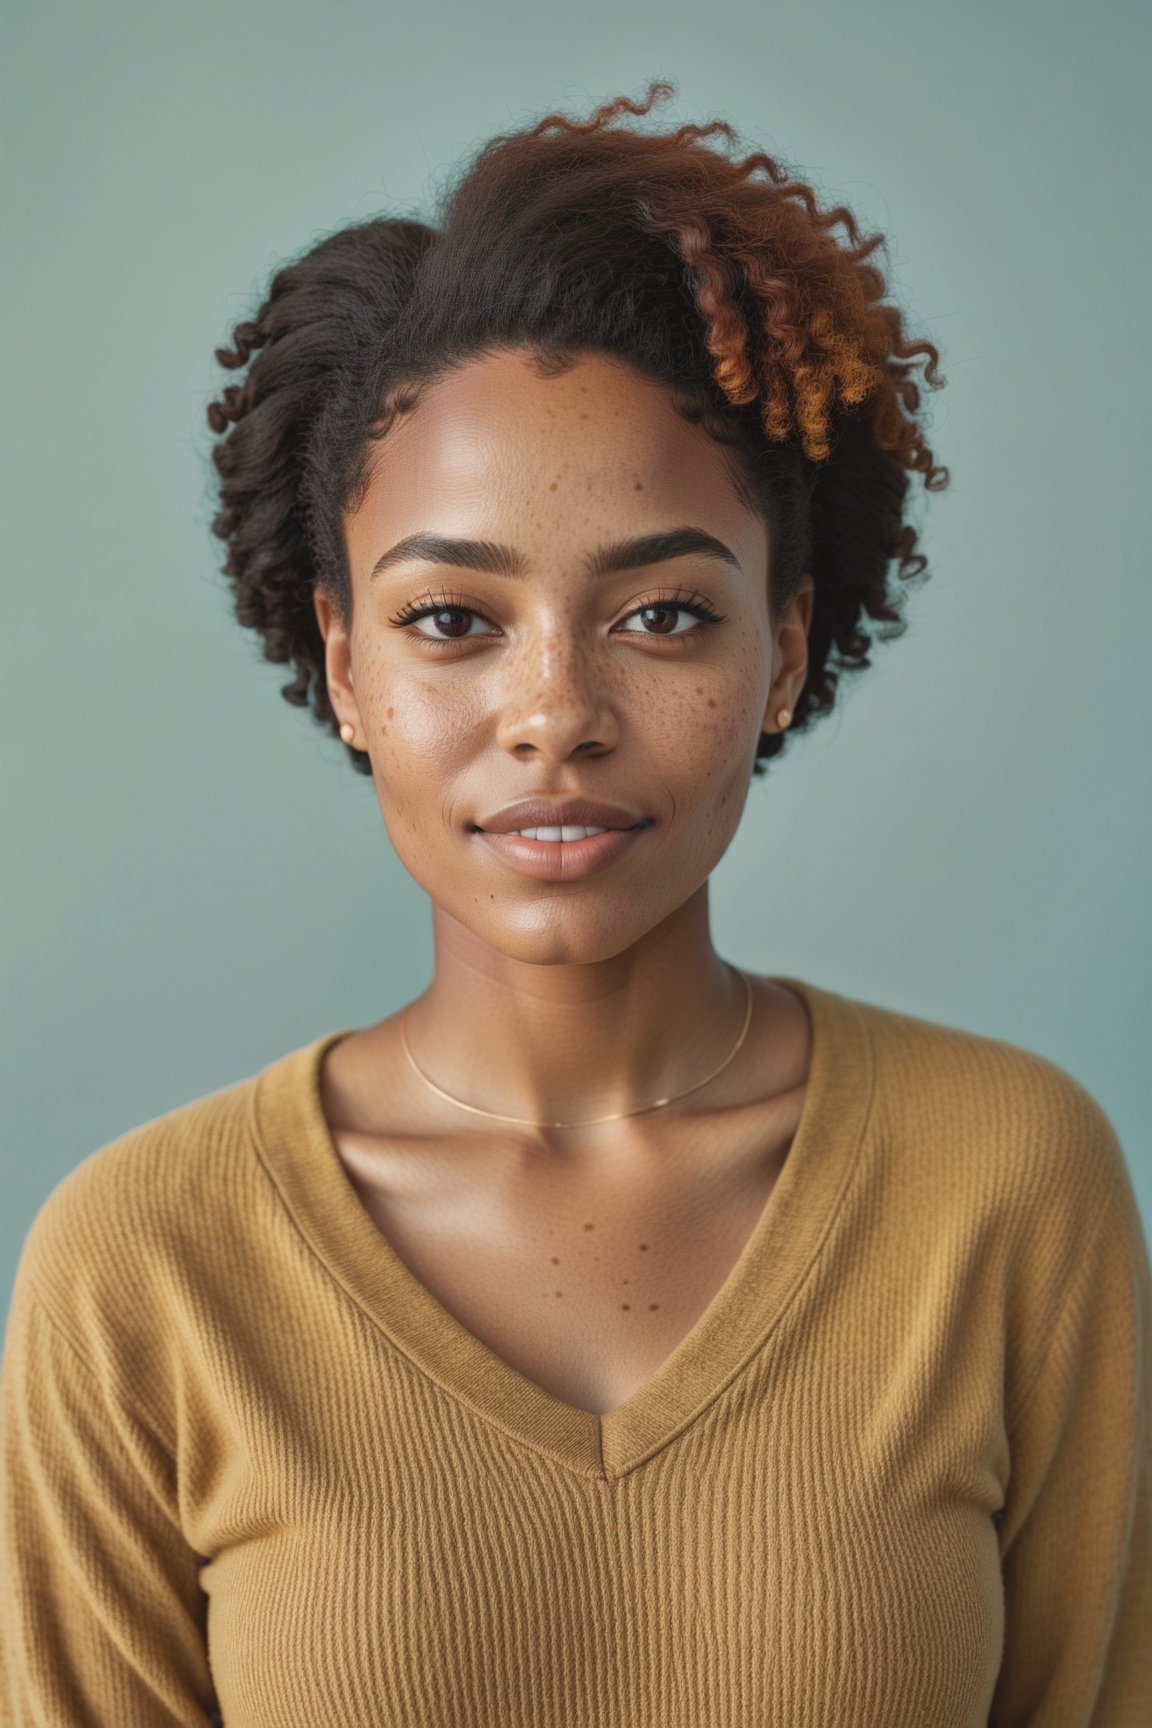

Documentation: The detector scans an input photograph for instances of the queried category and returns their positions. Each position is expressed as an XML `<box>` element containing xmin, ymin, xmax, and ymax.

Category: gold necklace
<box><xmin>400</xmin><ymin>964</ymin><xmax>754</xmax><ymax>1129</ymax></box>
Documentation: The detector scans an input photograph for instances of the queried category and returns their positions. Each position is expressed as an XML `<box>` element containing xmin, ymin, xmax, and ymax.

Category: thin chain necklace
<box><xmin>399</xmin><ymin>964</ymin><xmax>754</xmax><ymax>1129</ymax></box>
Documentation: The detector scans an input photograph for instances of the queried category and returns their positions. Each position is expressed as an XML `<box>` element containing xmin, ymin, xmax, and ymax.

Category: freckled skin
<box><xmin>313</xmin><ymin>346</ymin><xmax>813</xmax><ymax>1150</ymax></box>
<box><xmin>308</xmin><ymin>354</ymin><xmax>816</xmax><ymax>1419</ymax></box>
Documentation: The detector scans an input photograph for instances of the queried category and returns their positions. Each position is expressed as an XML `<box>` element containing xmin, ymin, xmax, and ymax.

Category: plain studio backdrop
<box><xmin>1</xmin><ymin>0</ymin><xmax>1149</xmax><ymax>1315</ymax></box>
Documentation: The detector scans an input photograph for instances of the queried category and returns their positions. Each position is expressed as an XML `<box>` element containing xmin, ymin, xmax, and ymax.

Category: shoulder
<box><xmin>852</xmin><ymin>987</ymin><xmax>1120</xmax><ymax>1136</ymax></box>
<box><xmin>817</xmin><ymin>985</ymin><xmax>1148</xmax><ymax>1421</ymax></box>
<box><xmin>11</xmin><ymin>1055</ymin><xmax>269</xmax><ymax>1355</ymax></box>
<box><xmin>834</xmin><ymin>983</ymin><xmax>1133</xmax><ymax>1246</ymax></box>
<box><xmin>4</xmin><ymin>1031</ymin><xmax>350</xmax><ymax>1444</ymax></box>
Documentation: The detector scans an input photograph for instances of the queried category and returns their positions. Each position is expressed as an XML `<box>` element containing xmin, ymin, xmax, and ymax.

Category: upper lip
<box><xmin>473</xmin><ymin>798</ymin><xmax>650</xmax><ymax>834</ymax></box>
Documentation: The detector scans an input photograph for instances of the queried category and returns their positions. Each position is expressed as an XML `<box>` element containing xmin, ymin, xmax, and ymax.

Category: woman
<box><xmin>2</xmin><ymin>81</ymin><xmax>1148</xmax><ymax>1725</ymax></box>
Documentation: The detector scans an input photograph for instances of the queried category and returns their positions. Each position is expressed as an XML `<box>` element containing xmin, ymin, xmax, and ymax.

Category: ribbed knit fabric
<box><xmin>1</xmin><ymin>975</ymin><xmax>1149</xmax><ymax>1726</ymax></box>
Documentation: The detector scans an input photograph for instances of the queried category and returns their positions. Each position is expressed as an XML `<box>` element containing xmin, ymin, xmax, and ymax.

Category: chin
<box><xmin>447</xmin><ymin>898</ymin><xmax>668</xmax><ymax>969</ymax></box>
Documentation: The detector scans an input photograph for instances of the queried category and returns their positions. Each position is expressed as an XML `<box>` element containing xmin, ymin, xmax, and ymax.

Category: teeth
<box><xmin>512</xmin><ymin>825</ymin><xmax>609</xmax><ymax>841</ymax></box>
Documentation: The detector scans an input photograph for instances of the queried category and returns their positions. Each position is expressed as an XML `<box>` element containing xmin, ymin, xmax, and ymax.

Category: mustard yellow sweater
<box><xmin>2</xmin><ymin>976</ymin><xmax>1149</xmax><ymax>1725</ymax></box>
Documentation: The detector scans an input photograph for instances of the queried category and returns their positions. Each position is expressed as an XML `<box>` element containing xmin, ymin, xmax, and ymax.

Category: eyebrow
<box><xmin>368</xmin><ymin>526</ymin><xmax>742</xmax><ymax>583</ymax></box>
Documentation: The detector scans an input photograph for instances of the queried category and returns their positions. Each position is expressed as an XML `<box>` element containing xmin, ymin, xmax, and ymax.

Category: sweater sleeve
<box><xmin>0</xmin><ymin>1270</ymin><xmax>219</xmax><ymax>1725</ymax></box>
<box><xmin>989</xmin><ymin>1135</ymin><xmax>1152</xmax><ymax>1725</ymax></box>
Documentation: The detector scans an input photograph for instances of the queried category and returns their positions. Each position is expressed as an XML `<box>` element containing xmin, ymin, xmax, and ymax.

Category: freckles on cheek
<box><xmin>687</xmin><ymin>680</ymin><xmax>757</xmax><ymax>762</ymax></box>
<box><xmin>366</xmin><ymin>674</ymin><xmax>465</xmax><ymax>762</ymax></box>
<box><xmin>725</xmin><ymin>634</ymin><xmax>772</xmax><ymax>745</ymax></box>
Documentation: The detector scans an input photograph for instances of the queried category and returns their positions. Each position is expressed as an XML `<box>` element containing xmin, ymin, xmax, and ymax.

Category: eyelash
<box><xmin>386</xmin><ymin>586</ymin><xmax>727</xmax><ymax>643</ymax></box>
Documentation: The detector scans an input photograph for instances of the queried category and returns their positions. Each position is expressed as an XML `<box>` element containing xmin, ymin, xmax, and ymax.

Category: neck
<box><xmin>407</xmin><ymin>887</ymin><xmax>746</xmax><ymax>1134</ymax></box>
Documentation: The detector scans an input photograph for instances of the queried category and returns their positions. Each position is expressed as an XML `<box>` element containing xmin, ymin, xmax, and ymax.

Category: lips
<box><xmin>473</xmin><ymin>824</ymin><xmax>649</xmax><ymax>882</ymax></box>
<box><xmin>473</xmin><ymin>797</ymin><xmax>650</xmax><ymax>836</ymax></box>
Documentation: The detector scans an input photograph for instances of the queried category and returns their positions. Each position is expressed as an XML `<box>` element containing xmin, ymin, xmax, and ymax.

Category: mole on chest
<box><xmin>344</xmin><ymin>1154</ymin><xmax>782</xmax><ymax>1414</ymax></box>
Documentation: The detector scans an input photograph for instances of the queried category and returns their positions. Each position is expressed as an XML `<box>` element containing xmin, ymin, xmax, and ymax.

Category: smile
<box><xmin>472</xmin><ymin>824</ymin><xmax>649</xmax><ymax>881</ymax></box>
<box><xmin>507</xmin><ymin>825</ymin><xmax>609</xmax><ymax>841</ymax></box>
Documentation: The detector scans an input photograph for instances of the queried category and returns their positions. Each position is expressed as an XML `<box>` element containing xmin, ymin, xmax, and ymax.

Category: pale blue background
<box><xmin>3</xmin><ymin>0</ymin><xmax>1150</xmax><ymax>1312</ymax></box>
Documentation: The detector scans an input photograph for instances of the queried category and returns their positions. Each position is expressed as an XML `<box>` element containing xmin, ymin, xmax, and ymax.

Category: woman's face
<box><xmin>315</xmin><ymin>347</ymin><xmax>812</xmax><ymax>966</ymax></box>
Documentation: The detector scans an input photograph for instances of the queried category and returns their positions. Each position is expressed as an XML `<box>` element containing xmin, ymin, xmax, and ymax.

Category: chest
<box><xmin>330</xmin><ymin>1092</ymin><xmax>805</xmax><ymax>1417</ymax></box>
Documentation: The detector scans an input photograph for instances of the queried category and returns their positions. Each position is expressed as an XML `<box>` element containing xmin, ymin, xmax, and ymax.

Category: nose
<box><xmin>494</xmin><ymin>633</ymin><xmax>620</xmax><ymax>762</ymax></box>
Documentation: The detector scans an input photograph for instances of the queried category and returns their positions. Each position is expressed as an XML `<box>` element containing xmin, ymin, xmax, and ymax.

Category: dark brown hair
<box><xmin>207</xmin><ymin>80</ymin><xmax>948</xmax><ymax>777</ymax></box>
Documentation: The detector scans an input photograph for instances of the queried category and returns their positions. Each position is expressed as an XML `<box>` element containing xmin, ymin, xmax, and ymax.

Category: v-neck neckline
<box><xmin>248</xmin><ymin>975</ymin><xmax>874</xmax><ymax>1479</ymax></box>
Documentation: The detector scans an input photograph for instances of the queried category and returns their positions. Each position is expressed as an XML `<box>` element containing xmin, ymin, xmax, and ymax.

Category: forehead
<box><xmin>346</xmin><ymin>348</ymin><xmax>766</xmax><ymax>571</ymax></box>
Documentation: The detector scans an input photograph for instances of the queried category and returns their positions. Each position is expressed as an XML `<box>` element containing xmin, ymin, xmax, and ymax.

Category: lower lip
<box><xmin>474</xmin><ymin>825</ymin><xmax>649</xmax><ymax>881</ymax></box>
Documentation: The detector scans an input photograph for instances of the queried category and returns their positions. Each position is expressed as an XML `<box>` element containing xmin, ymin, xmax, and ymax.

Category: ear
<box><xmin>761</xmin><ymin>572</ymin><xmax>815</xmax><ymax>733</ymax></box>
<box><xmin>313</xmin><ymin>586</ymin><xmax>364</xmax><ymax>744</ymax></box>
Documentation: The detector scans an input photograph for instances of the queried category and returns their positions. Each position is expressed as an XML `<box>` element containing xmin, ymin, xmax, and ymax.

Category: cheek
<box><xmin>646</xmin><ymin>650</ymin><xmax>764</xmax><ymax>776</ymax></box>
<box><xmin>711</xmin><ymin>631</ymin><xmax>770</xmax><ymax>749</ymax></box>
<box><xmin>355</xmin><ymin>670</ymin><xmax>474</xmax><ymax>847</ymax></box>
<box><xmin>385</xmin><ymin>703</ymin><xmax>460</xmax><ymax>764</ymax></box>
<box><xmin>359</xmin><ymin>657</ymin><xmax>476</xmax><ymax>768</ymax></box>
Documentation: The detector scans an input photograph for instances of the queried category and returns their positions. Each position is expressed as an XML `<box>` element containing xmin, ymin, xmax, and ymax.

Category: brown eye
<box><xmin>616</xmin><ymin>597</ymin><xmax>722</xmax><ymax>637</ymax></box>
<box><xmin>388</xmin><ymin>600</ymin><xmax>497</xmax><ymax>640</ymax></box>
<box><xmin>638</xmin><ymin>605</ymin><xmax>679</xmax><ymax>635</ymax></box>
<box><xmin>427</xmin><ymin>608</ymin><xmax>474</xmax><ymax>638</ymax></box>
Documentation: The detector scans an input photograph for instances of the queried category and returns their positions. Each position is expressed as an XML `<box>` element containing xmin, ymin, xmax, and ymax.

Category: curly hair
<box><xmin>207</xmin><ymin>79</ymin><xmax>948</xmax><ymax>778</ymax></box>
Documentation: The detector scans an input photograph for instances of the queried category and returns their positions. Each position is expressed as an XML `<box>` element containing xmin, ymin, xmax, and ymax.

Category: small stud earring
<box><xmin>339</xmin><ymin>722</ymin><xmax>356</xmax><ymax>744</ymax></box>
<box><xmin>775</xmin><ymin>708</ymin><xmax>792</xmax><ymax>729</ymax></box>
